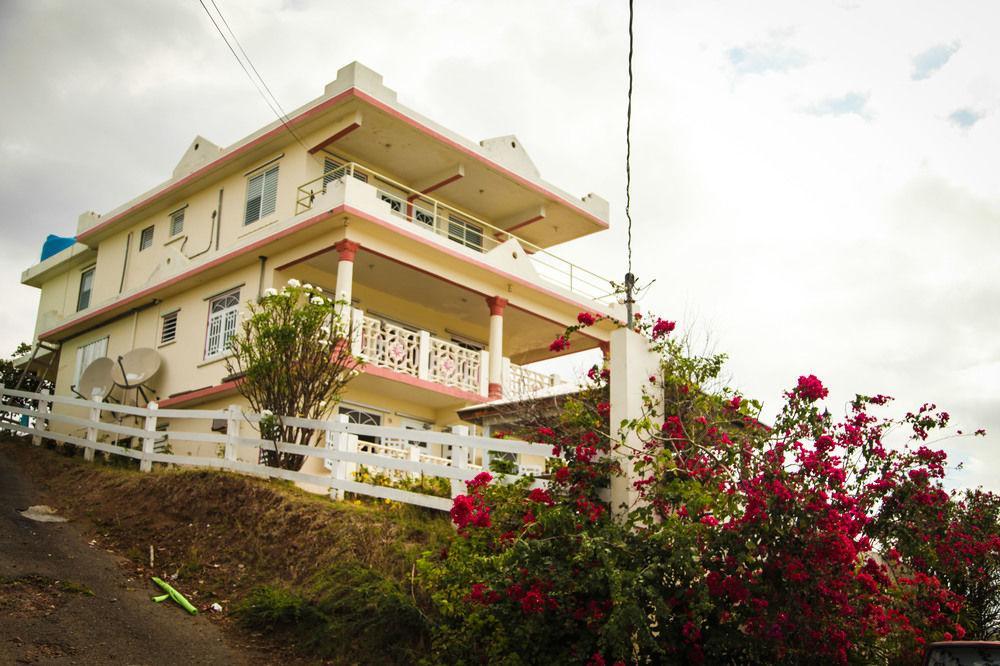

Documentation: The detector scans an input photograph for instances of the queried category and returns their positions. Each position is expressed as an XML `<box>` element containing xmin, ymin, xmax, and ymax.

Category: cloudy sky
<box><xmin>1</xmin><ymin>1</ymin><xmax>997</xmax><ymax>488</ymax></box>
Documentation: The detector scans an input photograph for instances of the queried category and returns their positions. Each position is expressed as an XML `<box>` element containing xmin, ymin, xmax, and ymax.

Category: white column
<box><xmin>333</xmin><ymin>239</ymin><xmax>359</xmax><ymax>306</ymax></box>
<box><xmin>485</xmin><ymin>296</ymin><xmax>507</xmax><ymax>399</ymax></box>
<box><xmin>609</xmin><ymin>327</ymin><xmax>662</xmax><ymax>518</ymax></box>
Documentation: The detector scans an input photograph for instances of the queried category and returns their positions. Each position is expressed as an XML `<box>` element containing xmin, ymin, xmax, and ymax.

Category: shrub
<box><xmin>419</xmin><ymin>312</ymin><xmax>995</xmax><ymax>665</ymax></box>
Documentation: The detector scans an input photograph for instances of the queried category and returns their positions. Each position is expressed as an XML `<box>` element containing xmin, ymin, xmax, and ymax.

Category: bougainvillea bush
<box><xmin>420</xmin><ymin>313</ymin><xmax>997</xmax><ymax>665</ymax></box>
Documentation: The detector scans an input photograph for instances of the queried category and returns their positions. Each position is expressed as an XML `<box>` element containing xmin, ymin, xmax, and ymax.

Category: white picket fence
<box><xmin>0</xmin><ymin>385</ymin><xmax>555</xmax><ymax>512</ymax></box>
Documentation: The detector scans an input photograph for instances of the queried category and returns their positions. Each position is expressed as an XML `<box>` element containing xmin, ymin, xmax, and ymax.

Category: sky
<box><xmin>0</xmin><ymin>0</ymin><xmax>997</xmax><ymax>488</ymax></box>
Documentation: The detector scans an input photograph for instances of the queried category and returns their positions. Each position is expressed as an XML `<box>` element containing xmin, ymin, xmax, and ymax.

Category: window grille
<box><xmin>205</xmin><ymin>290</ymin><xmax>240</xmax><ymax>358</ymax></box>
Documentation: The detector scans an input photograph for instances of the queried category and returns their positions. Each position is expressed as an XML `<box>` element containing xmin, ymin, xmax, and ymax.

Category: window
<box><xmin>76</xmin><ymin>267</ymin><xmax>95</xmax><ymax>312</ymax></box>
<box><xmin>451</xmin><ymin>336</ymin><xmax>484</xmax><ymax>352</ymax></box>
<box><xmin>378</xmin><ymin>191</ymin><xmax>404</xmax><ymax>215</ymax></box>
<box><xmin>244</xmin><ymin>165</ymin><xmax>279</xmax><ymax>225</ymax></box>
<box><xmin>448</xmin><ymin>215</ymin><xmax>484</xmax><ymax>251</ymax></box>
<box><xmin>169</xmin><ymin>208</ymin><xmax>185</xmax><ymax>236</ymax></box>
<box><xmin>139</xmin><ymin>225</ymin><xmax>154</xmax><ymax>251</ymax></box>
<box><xmin>205</xmin><ymin>290</ymin><xmax>240</xmax><ymax>358</ymax></box>
<box><xmin>413</xmin><ymin>204</ymin><xmax>435</xmax><ymax>228</ymax></box>
<box><xmin>339</xmin><ymin>406</ymin><xmax>382</xmax><ymax>449</ymax></box>
<box><xmin>323</xmin><ymin>157</ymin><xmax>368</xmax><ymax>186</ymax></box>
<box><xmin>74</xmin><ymin>336</ymin><xmax>108</xmax><ymax>385</ymax></box>
<box><xmin>160</xmin><ymin>311</ymin><xmax>179</xmax><ymax>345</ymax></box>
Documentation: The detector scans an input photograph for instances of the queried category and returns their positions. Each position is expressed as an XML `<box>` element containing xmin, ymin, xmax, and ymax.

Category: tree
<box><xmin>1</xmin><ymin>342</ymin><xmax>55</xmax><ymax>437</ymax></box>
<box><xmin>226</xmin><ymin>279</ymin><xmax>363</xmax><ymax>470</ymax></box>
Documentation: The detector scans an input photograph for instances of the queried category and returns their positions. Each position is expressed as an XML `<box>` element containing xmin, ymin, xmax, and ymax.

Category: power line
<box><xmin>624</xmin><ymin>0</ymin><xmax>637</xmax><ymax>325</ymax></box>
<box><xmin>196</xmin><ymin>0</ymin><xmax>315</xmax><ymax>158</ymax></box>
<box><xmin>626</xmin><ymin>0</ymin><xmax>634</xmax><ymax>278</ymax></box>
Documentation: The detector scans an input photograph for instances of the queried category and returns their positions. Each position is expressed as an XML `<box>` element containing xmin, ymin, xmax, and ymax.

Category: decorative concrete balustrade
<box><xmin>350</xmin><ymin>309</ymin><xmax>555</xmax><ymax>398</ymax></box>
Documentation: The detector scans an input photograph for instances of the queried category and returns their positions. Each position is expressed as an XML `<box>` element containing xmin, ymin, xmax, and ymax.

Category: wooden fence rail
<box><xmin>0</xmin><ymin>385</ymin><xmax>554</xmax><ymax>512</ymax></box>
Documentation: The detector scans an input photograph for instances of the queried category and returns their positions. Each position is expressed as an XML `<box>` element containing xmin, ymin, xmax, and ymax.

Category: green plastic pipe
<box><xmin>151</xmin><ymin>577</ymin><xmax>198</xmax><ymax>615</ymax></box>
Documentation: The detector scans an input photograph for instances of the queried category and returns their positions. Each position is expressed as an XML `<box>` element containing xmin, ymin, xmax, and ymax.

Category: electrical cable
<box><xmin>626</xmin><ymin>0</ymin><xmax>634</xmax><ymax>279</ymax></box>
<box><xmin>196</xmin><ymin>0</ymin><xmax>317</xmax><ymax>160</ymax></box>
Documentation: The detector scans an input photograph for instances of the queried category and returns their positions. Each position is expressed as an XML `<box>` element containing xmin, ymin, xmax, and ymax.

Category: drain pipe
<box><xmin>214</xmin><ymin>188</ymin><xmax>223</xmax><ymax>251</ymax></box>
<box><xmin>256</xmin><ymin>256</ymin><xmax>267</xmax><ymax>301</ymax></box>
<box><xmin>118</xmin><ymin>232</ymin><xmax>132</xmax><ymax>294</ymax></box>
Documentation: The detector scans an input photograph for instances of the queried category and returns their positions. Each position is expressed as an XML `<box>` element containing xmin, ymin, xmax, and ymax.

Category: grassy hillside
<box><xmin>3</xmin><ymin>439</ymin><xmax>452</xmax><ymax>664</ymax></box>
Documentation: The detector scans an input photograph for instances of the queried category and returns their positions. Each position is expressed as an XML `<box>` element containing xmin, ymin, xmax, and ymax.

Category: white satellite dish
<box><xmin>77</xmin><ymin>357</ymin><xmax>115</xmax><ymax>400</ymax></box>
<box><xmin>111</xmin><ymin>348</ymin><xmax>162</xmax><ymax>387</ymax></box>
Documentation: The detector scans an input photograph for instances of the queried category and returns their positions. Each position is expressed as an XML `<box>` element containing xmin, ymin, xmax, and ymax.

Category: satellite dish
<box><xmin>111</xmin><ymin>348</ymin><xmax>162</xmax><ymax>387</ymax></box>
<box><xmin>77</xmin><ymin>357</ymin><xmax>115</xmax><ymax>400</ymax></box>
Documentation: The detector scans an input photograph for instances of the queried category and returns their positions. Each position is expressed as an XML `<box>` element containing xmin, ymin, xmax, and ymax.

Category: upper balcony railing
<box><xmin>297</xmin><ymin>162</ymin><xmax>617</xmax><ymax>306</ymax></box>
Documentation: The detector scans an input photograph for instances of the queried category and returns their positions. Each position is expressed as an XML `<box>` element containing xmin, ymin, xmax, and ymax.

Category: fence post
<box><xmin>408</xmin><ymin>445</ymin><xmax>421</xmax><ymax>479</ymax></box>
<box><xmin>449</xmin><ymin>425</ymin><xmax>469</xmax><ymax>498</ymax></box>
<box><xmin>327</xmin><ymin>414</ymin><xmax>350</xmax><ymax>501</ymax></box>
<box><xmin>84</xmin><ymin>397</ymin><xmax>103</xmax><ymax>462</ymax></box>
<box><xmin>417</xmin><ymin>330</ymin><xmax>431</xmax><ymax>381</ymax></box>
<box><xmin>608</xmin><ymin>328</ymin><xmax>663</xmax><ymax>518</ymax></box>
<box><xmin>32</xmin><ymin>388</ymin><xmax>53</xmax><ymax>447</ymax></box>
<box><xmin>140</xmin><ymin>402</ymin><xmax>159</xmax><ymax>472</ymax></box>
<box><xmin>225</xmin><ymin>405</ymin><xmax>240</xmax><ymax>463</ymax></box>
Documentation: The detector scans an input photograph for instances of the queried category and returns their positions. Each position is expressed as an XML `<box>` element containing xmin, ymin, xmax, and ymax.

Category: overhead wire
<box><xmin>626</xmin><ymin>0</ymin><xmax>634</xmax><ymax>280</ymax></box>
<box><xmin>196</xmin><ymin>0</ymin><xmax>317</xmax><ymax>160</ymax></box>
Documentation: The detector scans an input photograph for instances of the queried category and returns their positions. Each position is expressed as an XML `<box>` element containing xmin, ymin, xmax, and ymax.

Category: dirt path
<box><xmin>0</xmin><ymin>446</ymin><xmax>271</xmax><ymax>665</ymax></box>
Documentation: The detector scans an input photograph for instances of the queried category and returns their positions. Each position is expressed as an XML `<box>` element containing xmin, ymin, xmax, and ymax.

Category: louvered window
<box><xmin>160</xmin><ymin>311</ymin><xmax>179</xmax><ymax>345</ymax></box>
<box><xmin>169</xmin><ymin>209</ymin><xmax>184</xmax><ymax>236</ymax></box>
<box><xmin>74</xmin><ymin>336</ymin><xmax>108</xmax><ymax>385</ymax></box>
<box><xmin>205</xmin><ymin>290</ymin><xmax>240</xmax><ymax>358</ymax></box>
<box><xmin>447</xmin><ymin>216</ymin><xmax>484</xmax><ymax>251</ymax></box>
<box><xmin>139</xmin><ymin>225</ymin><xmax>155</xmax><ymax>251</ymax></box>
<box><xmin>323</xmin><ymin>158</ymin><xmax>368</xmax><ymax>185</ymax></box>
<box><xmin>244</xmin><ymin>165</ymin><xmax>279</xmax><ymax>225</ymax></box>
<box><xmin>77</xmin><ymin>267</ymin><xmax>95</xmax><ymax>311</ymax></box>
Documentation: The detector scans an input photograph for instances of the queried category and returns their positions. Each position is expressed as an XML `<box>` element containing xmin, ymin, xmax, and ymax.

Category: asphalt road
<box><xmin>0</xmin><ymin>447</ymin><xmax>266</xmax><ymax>665</ymax></box>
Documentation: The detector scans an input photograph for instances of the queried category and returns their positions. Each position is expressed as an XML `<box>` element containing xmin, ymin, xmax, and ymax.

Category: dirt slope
<box><xmin>0</xmin><ymin>439</ymin><xmax>450</xmax><ymax>664</ymax></box>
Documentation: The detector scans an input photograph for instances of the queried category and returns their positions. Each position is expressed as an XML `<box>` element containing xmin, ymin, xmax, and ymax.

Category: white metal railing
<box><xmin>296</xmin><ymin>162</ymin><xmax>617</xmax><ymax>304</ymax></box>
<box><xmin>0</xmin><ymin>385</ymin><xmax>557</xmax><ymax>512</ymax></box>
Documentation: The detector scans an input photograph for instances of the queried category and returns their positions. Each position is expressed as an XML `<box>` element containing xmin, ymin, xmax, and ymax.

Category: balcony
<box><xmin>348</xmin><ymin>309</ymin><xmax>557</xmax><ymax>400</ymax></box>
<box><xmin>297</xmin><ymin>162</ymin><xmax>617</xmax><ymax>306</ymax></box>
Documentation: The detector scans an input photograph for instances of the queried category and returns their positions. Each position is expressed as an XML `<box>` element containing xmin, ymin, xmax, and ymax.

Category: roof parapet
<box><xmin>76</xmin><ymin>211</ymin><xmax>103</xmax><ymax>237</ymax></box>
<box><xmin>324</xmin><ymin>61</ymin><xmax>397</xmax><ymax>103</ymax></box>
<box><xmin>479</xmin><ymin>136</ymin><xmax>540</xmax><ymax>179</ymax></box>
<box><xmin>173</xmin><ymin>135</ymin><xmax>223</xmax><ymax>179</ymax></box>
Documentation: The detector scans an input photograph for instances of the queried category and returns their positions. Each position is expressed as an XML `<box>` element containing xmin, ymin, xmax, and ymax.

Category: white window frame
<box><xmin>74</xmin><ymin>336</ymin><xmax>109</xmax><ymax>386</ymax></box>
<box><xmin>204</xmin><ymin>290</ymin><xmax>240</xmax><ymax>359</ymax></box>
<box><xmin>160</xmin><ymin>310</ymin><xmax>179</xmax><ymax>345</ymax></box>
<box><xmin>244</xmin><ymin>165</ymin><xmax>279</xmax><ymax>225</ymax></box>
<box><xmin>338</xmin><ymin>405</ymin><xmax>383</xmax><ymax>448</ymax></box>
<box><xmin>169</xmin><ymin>207</ymin><xmax>185</xmax><ymax>237</ymax></box>
<box><xmin>447</xmin><ymin>215</ymin><xmax>484</xmax><ymax>251</ymax></box>
<box><xmin>77</xmin><ymin>265</ymin><xmax>95</xmax><ymax>312</ymax></box>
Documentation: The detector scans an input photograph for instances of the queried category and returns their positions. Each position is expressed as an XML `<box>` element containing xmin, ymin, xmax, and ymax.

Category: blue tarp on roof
<box><xmin>40</xmin><ymin>235</ymin><xmax>76</xmax><ymax>261</ymax></box>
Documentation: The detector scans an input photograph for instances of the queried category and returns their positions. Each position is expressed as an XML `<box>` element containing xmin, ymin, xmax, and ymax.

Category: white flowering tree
<box><xmin>225</xmin><ymin>279</ymin><xmax>363</xmax><ymax>470</ymax></box>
